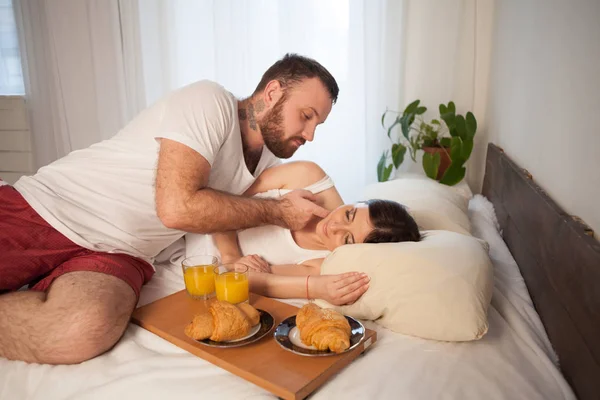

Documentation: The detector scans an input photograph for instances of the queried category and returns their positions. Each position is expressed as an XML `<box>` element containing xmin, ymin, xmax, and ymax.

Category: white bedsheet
<box><xmin>0</xmin><ymin>195</ymin><xmax>575</xmax><ymax>400</ymax></box>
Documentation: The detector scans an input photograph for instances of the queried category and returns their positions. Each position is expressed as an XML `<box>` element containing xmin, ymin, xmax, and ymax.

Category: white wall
<box><xmin>482</xmin><ymin>0</ymin><xmax>600</xmax><ymax>237</ymax></box>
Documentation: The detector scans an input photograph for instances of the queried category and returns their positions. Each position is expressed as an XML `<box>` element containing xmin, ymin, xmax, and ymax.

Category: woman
<box><xmin>212</xmin><ymin>161</ymin><xmax>421</xmax><ymax>306</ymax></box>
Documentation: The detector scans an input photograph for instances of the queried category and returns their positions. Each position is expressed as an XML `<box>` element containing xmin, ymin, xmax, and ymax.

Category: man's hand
<box><xmin>277</xmin><ymin>190</ymin><xmax>330</xmax><ymax>231</ymax></box>
<box><xmin>233</xmin><ymin>254</ymin><xmax>271</xmax><ymax>273</ymax></box>
<box><xmin>312</xmin><ymin>272</ymin><xmax>370</xmax><ymax>306</ymax></box>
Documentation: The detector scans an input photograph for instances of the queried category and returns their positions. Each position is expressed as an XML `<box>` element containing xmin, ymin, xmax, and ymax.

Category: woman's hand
<box><xmin>233</xmin><ymin>254</ymin><xmax>271</xmax><ymax>273</ymax></box>
<box><xmin>311</xmin><ymin>272</ymin><xmax>370</xmax><ymax>306</ymax></box>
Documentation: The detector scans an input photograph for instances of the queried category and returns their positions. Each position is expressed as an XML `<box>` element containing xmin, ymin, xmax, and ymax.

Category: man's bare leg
<box><xmin>0</xmin><ymin>271</ymin><xmax>136</xmax><ymax>364</ymax></box>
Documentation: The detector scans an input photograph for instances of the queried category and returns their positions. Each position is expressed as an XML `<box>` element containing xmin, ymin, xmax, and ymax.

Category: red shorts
<box><xmin>0</xmin><ymin>182</ymin><xmax>154</xmax><ymax>299</ymax></box>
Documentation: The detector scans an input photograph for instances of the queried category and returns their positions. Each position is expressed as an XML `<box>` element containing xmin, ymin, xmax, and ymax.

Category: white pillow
<box><xmin>363</xmin><ymin>176</ymin><xmax>472</xmax><ymax>235</ymax></box>
<box><xmin>315</xmin><ymin>230</ymin><xmax>493</xmax><ymax>342</ymax></box>
<box><xmin>185</xmin><ymin>234</ymin><xmax>219</xmax><ymax>260</ymax></box>
<box><xmin>394</xmin><ymin>172</ymin><xmax>474</xmax><ymax>202</ymax></box>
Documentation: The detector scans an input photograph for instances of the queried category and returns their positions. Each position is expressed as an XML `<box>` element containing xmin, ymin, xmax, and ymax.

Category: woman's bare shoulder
<box><xmin>245</xmin><ymin>161</ymin><xmax>327</xmax><ymax>195</ymax></box>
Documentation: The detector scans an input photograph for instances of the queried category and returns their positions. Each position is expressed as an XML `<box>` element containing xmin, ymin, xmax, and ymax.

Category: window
<box><xmin>0</xmin><ymin>0</ymin><xmax>25</xmax><ymax>95</ymax></box>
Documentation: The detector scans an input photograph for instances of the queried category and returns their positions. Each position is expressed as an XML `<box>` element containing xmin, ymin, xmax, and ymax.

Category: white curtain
<box><xmin>13</xmin><ymin>0</ymin><xmax>145</xmax><ymax>169</ymax></box>
<box><xmin>398</xmin><ymin>0</ymin><xmax>494</xmax><ymax>190</ymax></box>
<box><xmin>138</xmin><ymin>0</ymin><xmax>405</xmax><ymax>203</ymax></box>
<box><xmin>12</xmin><ymin>0</ymin><xmax>491</xmax><ymax>195</ymax></box>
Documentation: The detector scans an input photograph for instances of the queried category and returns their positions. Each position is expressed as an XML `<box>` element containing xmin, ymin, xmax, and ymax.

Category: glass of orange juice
<box><xmin>182</xmin><ymin>255</ymin><xmax>219</xmax><ymax>300</ymax></box>
<box><xmin>213</xmin><ymin>263</ymin><xmax>249</xmax><ymax>304</ymax></box>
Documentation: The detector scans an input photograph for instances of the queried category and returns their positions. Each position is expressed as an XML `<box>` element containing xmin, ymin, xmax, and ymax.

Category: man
<box><xmin>0</xmin><ymin>54</ymin><xmax>338</xmax><ymax>364</ymax></box>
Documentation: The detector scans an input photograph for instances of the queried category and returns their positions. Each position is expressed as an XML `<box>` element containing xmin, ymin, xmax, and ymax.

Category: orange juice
<box><xmin>183</xmin><ymin>265</ymin><xmax>215</xmax><ymax>298</ymax></box>
<box><xmin>215</xmin><ymin>272</ymin><xmax>249</xmax><ymax>304</ymax></box>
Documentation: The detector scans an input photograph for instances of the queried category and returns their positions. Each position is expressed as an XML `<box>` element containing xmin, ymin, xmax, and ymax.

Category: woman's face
<box><xmin>315</xmin><ymin>203</ymin><xmax>374</xmax><ymax>251</ymax></box>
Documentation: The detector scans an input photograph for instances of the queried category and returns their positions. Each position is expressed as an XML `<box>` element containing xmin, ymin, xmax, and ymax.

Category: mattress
<box><xmin>0</xmin><ymin>195</ymin><xmax>575</xmax><ymax>400</ymax></box>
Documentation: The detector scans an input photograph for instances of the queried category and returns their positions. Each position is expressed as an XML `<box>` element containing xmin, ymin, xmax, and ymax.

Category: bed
<box><xmin>482</xmin><ymin>143</ymin><xmax>600</xmax><ymax>400</ymax></box>
<box><xmin>0</xmin><ymin>144</ymin><xmax>596</xmax><ymax>400</ymax></box>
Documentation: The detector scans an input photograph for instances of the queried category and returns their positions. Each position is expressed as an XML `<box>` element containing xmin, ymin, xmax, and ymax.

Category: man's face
<box><xmin>259</xmin><ymin>78</ymin><xmax>333</xmax><ymax>158</ymax></box>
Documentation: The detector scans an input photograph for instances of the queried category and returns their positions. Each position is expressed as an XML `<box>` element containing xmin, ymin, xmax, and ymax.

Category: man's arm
<box><xmin>155</xmin><ymin>139</ymin><xmax>328</xmax><ymax>233</ymax></box>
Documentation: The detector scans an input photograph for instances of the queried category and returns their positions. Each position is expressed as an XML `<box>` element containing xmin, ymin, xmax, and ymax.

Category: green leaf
<box><xmin>440</xmin><ymin>137</ymin><xmax>452</xmax><ymax>147</ymax></box>
<box><xmin>450</xmin><ymin>136</ymin><xmax>463</xmax><ymax>162</ymax></box>
<box><xmin>391</xmin><ymin>143</ymin><xmax>407</xmax><ymax>168</ymax></box>
<box><xmin>440</xmin><ymin>112</ymin><xmax>455</xmax><ymax>132</ymax></box>
<box><xmin>439</xmin><ymin>102</ymin><xmax>457</xmax><ymax>130</ymax></box>
<box><xmin>404</xmin><ymin>99</ymin><xmax>420</xmax><ymax>115</ymax></box>
<box><xmin>466</xmin><ymin>111</ymin><xmax>477</xmax><ymax>139</ymax></box>
<box><xmin>431</xmin><ymin>119</ymin><xmax>440</xmax><ymax>125</ymax></box>
<box><xmin>377</xmin><ymin>153</ymin><xmax>387</xmax><ymax>182</ymax></box>
<box><xmin>387</xmin><ymin>117</ymin><xmax>401</xmax><ymax>139</ymax></box>
<box><xmin>461</xmin><ymin>138</ymin><xmax>474</xmax><ymax>160</ymax></box>
<box><xmin>382</xmin><ymin>164</ymin><xmax>393</xmax><ymax>182</ymax></box>
<box><xmin>448</xmin><ymin>101</ymin><xmax>456</xmax><ymax>115</ymax></box>
<box><xmin>409</xmin><ymin>136</ymin><xmax>419</xmax><ymax>151</ymax></box>
<box><xmin>381</xmin><ymin>111</ymin><xmax>387</xmax><ymax>128</ymax></box>
<box><xmin>442</xmin><ymin>115</ymin><xmax>455</xmax><ymax>130</ymax></box>
<box><xmin>439</xmin><ymin>104</ymin><xmax>447</xmax><ymax>115</ymax></box>
<box><xmin>440</xmin><ymin>164</ymin><xmax>466</xmax><ymax>186</ymax></box>
<box><xmin>409</xmin><ymin>145</ymin><xmax>417</xmax><ymax>162</ymax></box>
<box><xmin>422</xmin><ymin>152</ymin><xmax>441</xmax><ymax>180</ymax></box>
<box><xmin>415</xmin><ymin>106</ymin><xmax>427</xmax><ymax>115</ymax></box>
<box><xmin>422</xmin><ymin>138</ymin><xmax>435</xmax><ymax>147</ymax></box>
<box><xmin>400</xmin><ymin>115</ymin><xmax>411</xmax><ymax>140</ymax></box>
<box><xmin>455</xmin><ymin>115</ymin><xmax>467</xmax><ymax>140</ymax></box>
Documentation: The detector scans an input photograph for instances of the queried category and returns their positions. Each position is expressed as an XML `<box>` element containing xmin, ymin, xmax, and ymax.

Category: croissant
<box><xmin>184</xmin><ymin>301</ymin><xmax>259</xmax><ymax>342</ymax></box>
<box><xmin>236</xmin><ymin>302</ymin><xmax>260</xmax><ymax>326</ymax></box>
<box><xmin>296</xmin><ymin>303</ymin><xmax>351</xmax><ymax>353</ymax></box>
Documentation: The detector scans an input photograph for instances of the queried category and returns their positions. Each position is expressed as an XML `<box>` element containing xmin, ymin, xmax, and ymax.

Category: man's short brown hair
<box><xmin>253</xmin><ymin>53</ymin><xmax>339</xmax><ymax>104</ymax></box>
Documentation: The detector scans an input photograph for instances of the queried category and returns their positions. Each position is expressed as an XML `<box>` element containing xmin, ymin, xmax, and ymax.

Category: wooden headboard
<box><xmin>482</xmin><ymin>143</ymin><xmax>600</xmax><ymax>400</ymax></box>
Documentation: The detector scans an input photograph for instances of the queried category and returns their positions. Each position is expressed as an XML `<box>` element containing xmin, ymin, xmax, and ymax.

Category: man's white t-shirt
<box><xmin>15</xmin><ymin>80</ymin><xmax>280</xmax><ymax>264</ymax></box>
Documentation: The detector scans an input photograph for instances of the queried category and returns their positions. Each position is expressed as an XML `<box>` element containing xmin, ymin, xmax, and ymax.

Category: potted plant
<box><xmin>377</xmin><ymin>100</ymin><xmax>477</xmax><ymax>186</ymax></box>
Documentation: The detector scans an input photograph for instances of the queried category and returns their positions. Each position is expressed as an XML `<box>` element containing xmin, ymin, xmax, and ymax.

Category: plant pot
<box><xmin>422</xmin><ymin>146</ymin><xmax>451</xmax><ymax>180</ymax></box>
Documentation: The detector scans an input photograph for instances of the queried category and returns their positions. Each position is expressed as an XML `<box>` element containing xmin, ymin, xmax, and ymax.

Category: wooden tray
<box><xmin>131</xmin><ymin>290</ymin><xmax>377</xmax><ymax>400</ymax></box>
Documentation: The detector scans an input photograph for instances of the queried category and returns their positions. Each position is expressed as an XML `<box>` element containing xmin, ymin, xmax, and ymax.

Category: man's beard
<box><xmin>259</xmin><ymin>95</ymin><xmax>305</xmax><ymax>159</ymax></box>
